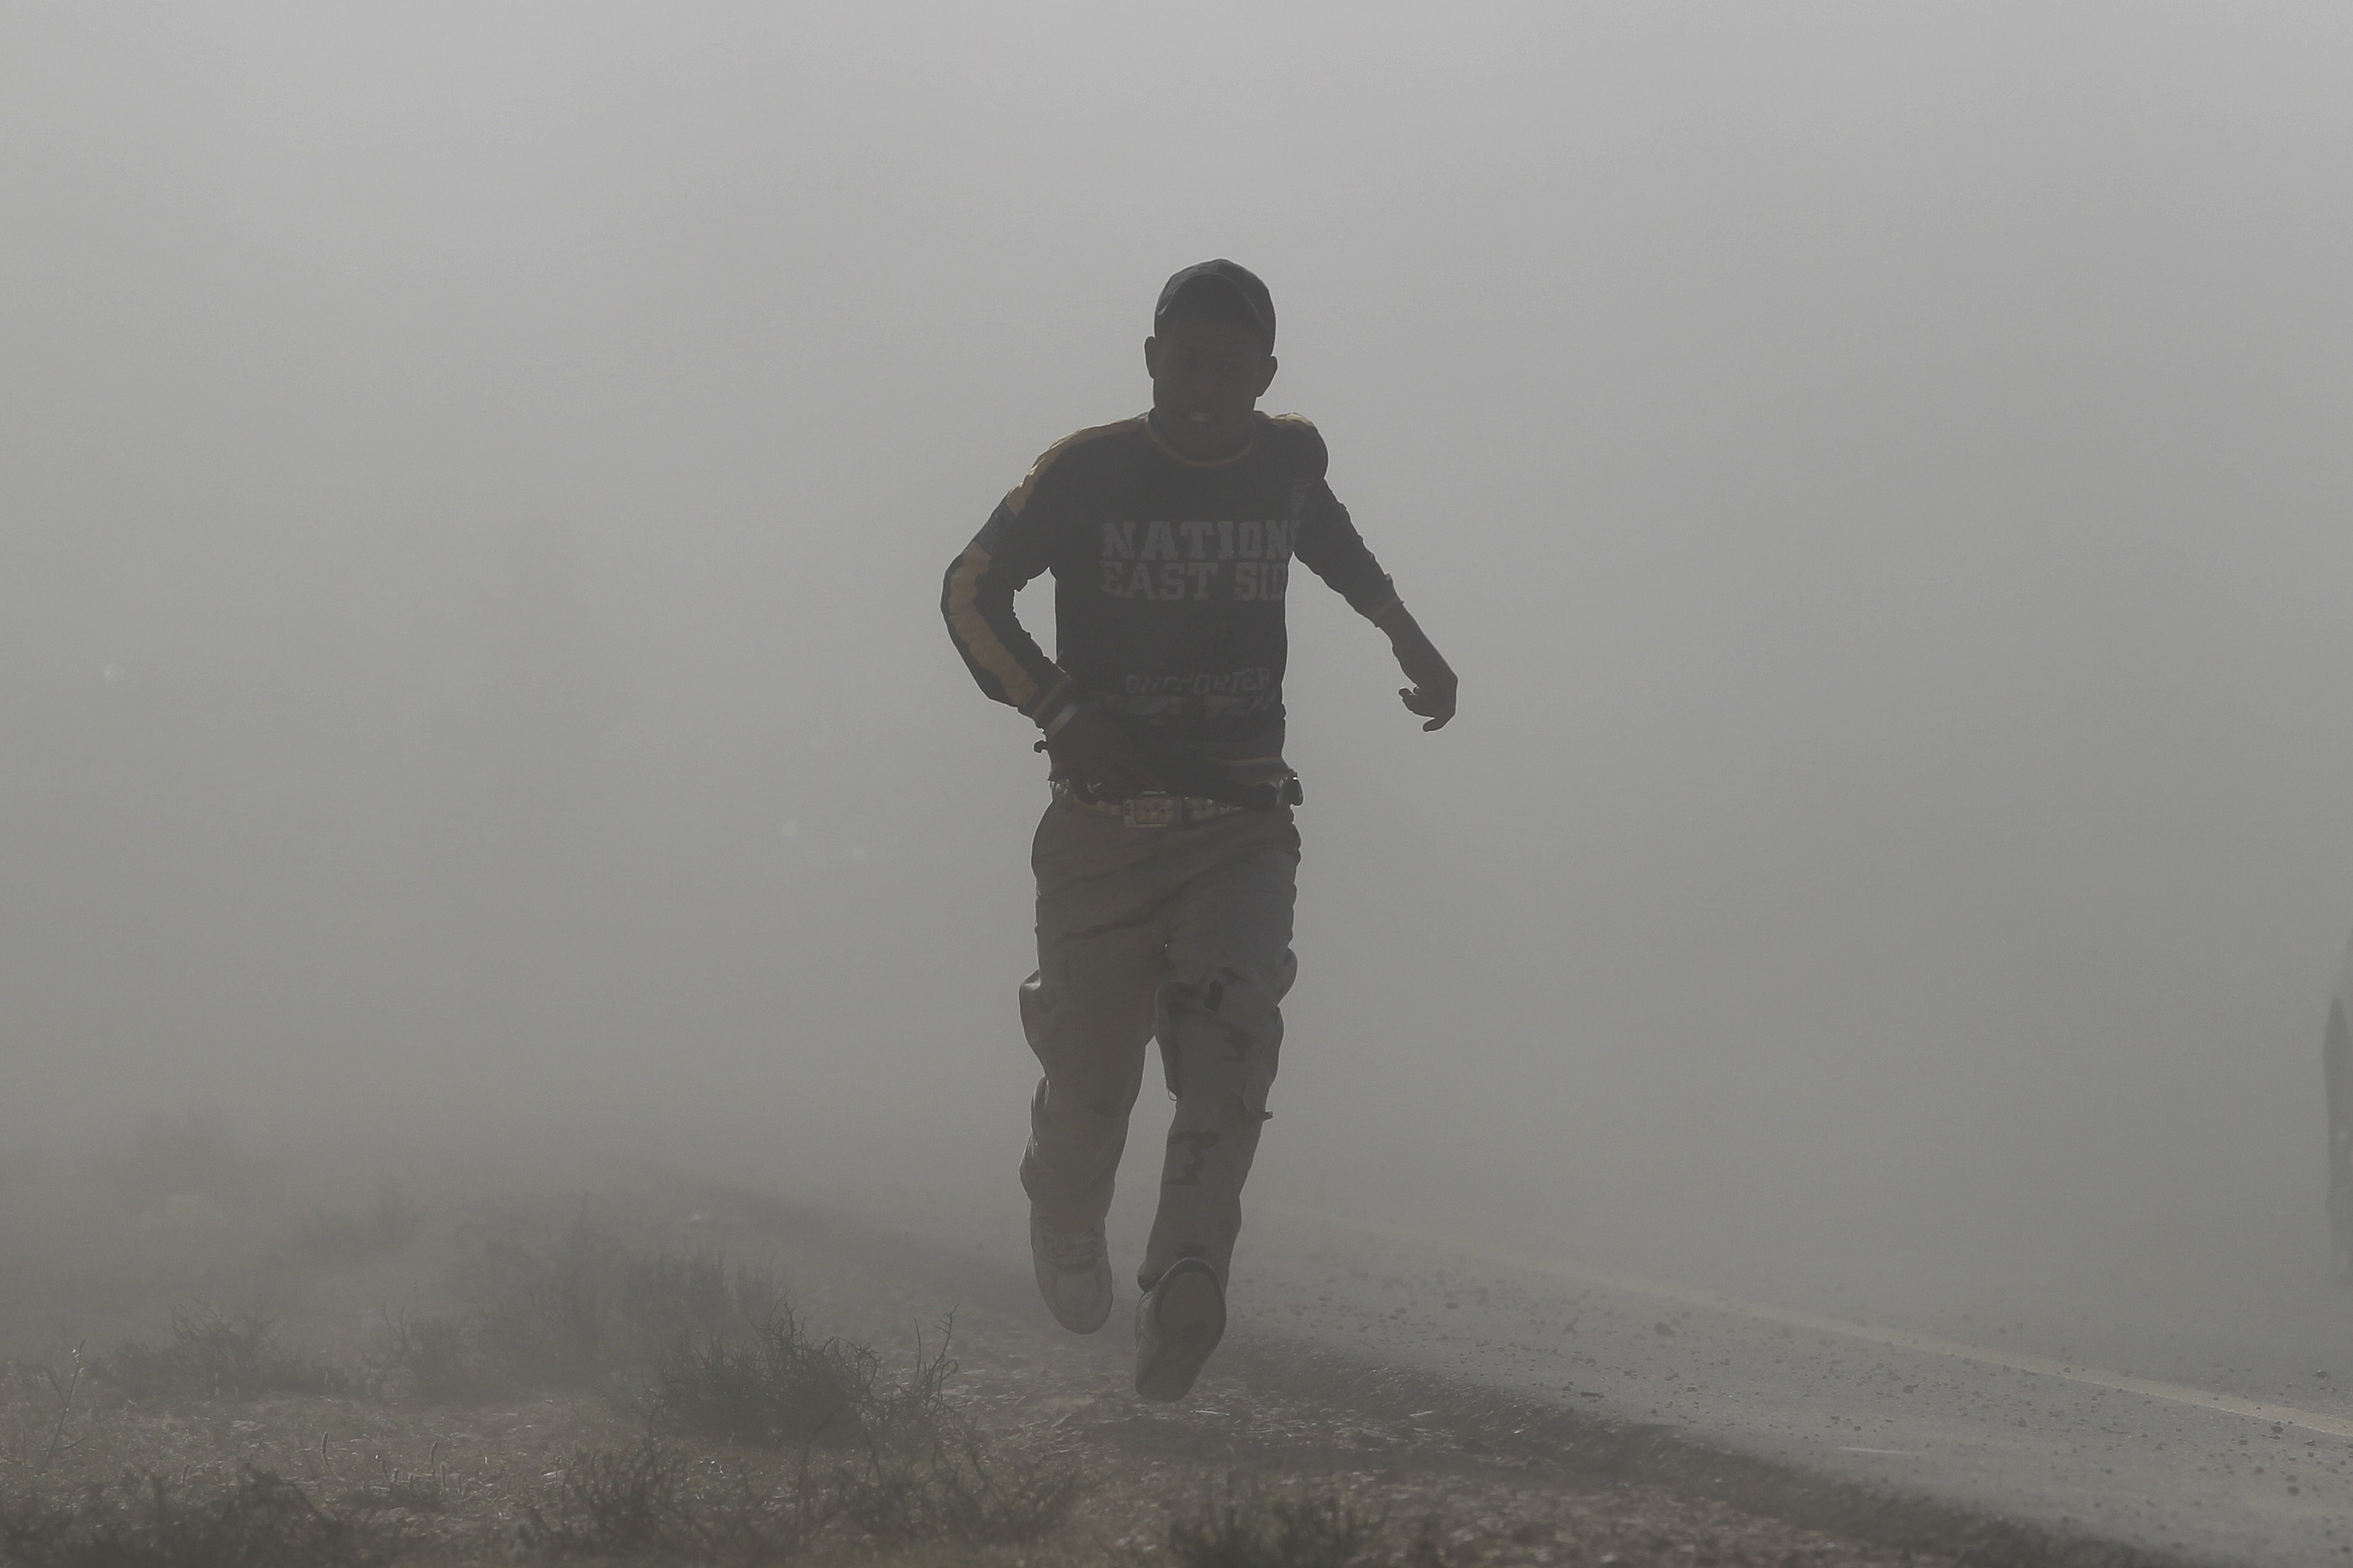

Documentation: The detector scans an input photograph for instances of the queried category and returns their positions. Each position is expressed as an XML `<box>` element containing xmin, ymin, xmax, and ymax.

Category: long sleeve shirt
<box><xmin>943</xmin><ymin>411</ymin><xmax>1398</xmax><ymax>790</ymax></box>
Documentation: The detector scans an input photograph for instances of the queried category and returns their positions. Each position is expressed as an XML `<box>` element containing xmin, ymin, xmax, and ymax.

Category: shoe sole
<box><xmin>1135</xmin><ymin>1264</ymin><xmax>1225</xmax><ymax>1402</ymax></box>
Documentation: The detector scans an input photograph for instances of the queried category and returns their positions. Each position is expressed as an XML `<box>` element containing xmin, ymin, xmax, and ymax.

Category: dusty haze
<box><xmin>7</xmin><ymin>3</ymin><xmax>2352</xmax><ymax>1312</ymax></box>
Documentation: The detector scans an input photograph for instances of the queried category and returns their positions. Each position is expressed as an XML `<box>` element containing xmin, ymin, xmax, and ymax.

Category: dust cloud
<box><xmin>6</xmin><ymin>3</ymin><xmax>2352</xmax><ymax>1320</ymax></box>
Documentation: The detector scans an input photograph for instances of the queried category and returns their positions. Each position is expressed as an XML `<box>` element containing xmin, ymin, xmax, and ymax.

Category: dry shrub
<box><xmin>518</xmin><ymin>1441</ymin><xmax>817</xmax><ymax>1564</ymax></box>
<box><xmin>528</xmin><ymin>1318</ymin><xmax>1077</xmax><ymax>1562</ymax></box>
<box><xmin>1168</xmin><ymin>1488</ymin><xmax>1446</xmax><ymax>1568</ymax></box>
<box><xmin>834</xmin><ymin>1439</ymin><xmax>1082</xmax><ymax>1550</ymax></box>
<box><xmin>288</xmin><ymin>1188</ymin><xmax>422</xmax><ymax>1265</ymax></box>
<box><xmin>826</xmin><ymin>1318</ymin><xmax>1080</xmax><ymax>1552</ymax></box>
<box><xmin>95</xmin><ymin>1308</ymin><xmax>343</xmax><ymax>1402</ymax></box>
<box><xmin>643</xmin><ymin>1304</ymin><xmax>877</xmax><ymax>1448</ymax></box>
<box><xmin>448</xmin><ymin>1214</ymin><xmax>777</xmax><ymax>1391</ymax></box>
<box><xmin>360</xmin><ymin>1311</ymin><xmax>480</xmax><ymax>1404</ymax></box>
<box><xmin>0</xmin><ymin>1467</ymin><xmax>398</xmax><ymax>1568</ymax></box>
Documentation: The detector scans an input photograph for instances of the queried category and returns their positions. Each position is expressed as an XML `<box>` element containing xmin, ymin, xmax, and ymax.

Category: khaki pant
<box><xmin>1018</xmin><ymin>796</ymin><xmax>1299</xmax><ymax>1292</ymax></box>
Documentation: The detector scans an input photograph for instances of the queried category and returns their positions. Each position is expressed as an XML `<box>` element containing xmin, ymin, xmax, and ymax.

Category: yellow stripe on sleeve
<box><xmin>944</xmin><ymin>542</ymin><xmax>1040</xmax><ymax>711</ymax></box>
<box><xmin>1002</xmin><ymin>418</ymin><xmax>1139</xmax><ymax>518</ymax></box>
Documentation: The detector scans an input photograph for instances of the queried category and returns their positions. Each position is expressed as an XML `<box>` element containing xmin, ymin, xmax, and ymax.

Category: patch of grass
<box><xmin>1168</xmin><ymin>1489</ymin><xmax>1445</xmax><ymax>1568</ymax></box>
<box><xmin>519</xmin><ymin>1440</ymin><xmax>818</xmax><ymax>1564</ymax></box>
<box><xmin>96</xmin><ymin>1308</ymin><xmax>344</xmax><ymax>1402</ymax></box>
<box><xmin>836</xmin><ymin>1439</ymin><xmax>1082</xmax><ymax>1550</ymax></box>
<box><xmin>620</xmin><ymin>1308</ymin><xmax>1083</xmax><ymax>1551</ymax></box>
<box><xmin>0</xmin><ymin>1466</ymin><xmax>400</xmax><ymax>1567</ymax></box>
<box><xmin>522</xmin><ymin>1432</ymin><xmax>1082</xmax><ymax>1565</ymax></box>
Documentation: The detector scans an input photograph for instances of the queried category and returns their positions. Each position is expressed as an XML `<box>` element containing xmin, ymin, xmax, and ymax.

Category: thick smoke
<box><xmin>5</xmin><ymin>3</ymin><xmax>2351</xmax><ymax>1312</ymax></box>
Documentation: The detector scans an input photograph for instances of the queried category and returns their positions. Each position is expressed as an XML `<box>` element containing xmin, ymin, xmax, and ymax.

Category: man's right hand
<box><xmin>1045</xmin><ymin>708</ymin><xmax>1161</xmax><ymax>804</ymax></box>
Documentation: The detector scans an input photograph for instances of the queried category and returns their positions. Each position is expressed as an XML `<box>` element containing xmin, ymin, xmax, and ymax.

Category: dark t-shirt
<box><xmin>944</xmin><ymin>412</ymin><xmax>1395</xmax><ymax>786</ymax></box>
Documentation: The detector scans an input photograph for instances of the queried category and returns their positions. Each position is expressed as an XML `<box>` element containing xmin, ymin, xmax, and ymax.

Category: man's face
<box><xmin>1144</xmin><ymin>314</ymin><xmax>1277</xmax><ymax>459</ymax></box>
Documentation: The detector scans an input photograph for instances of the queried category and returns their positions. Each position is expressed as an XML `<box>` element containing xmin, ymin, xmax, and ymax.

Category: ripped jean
<box><xmin>1018</xmin><ymin>795</ymin><xmax>1298</xmax><ymax>1293</ymax></box>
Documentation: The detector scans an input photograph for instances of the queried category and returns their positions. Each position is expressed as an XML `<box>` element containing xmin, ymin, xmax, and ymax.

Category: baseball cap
<box><xmin>1154</xmin><ymin>259</ymin><xmax>1276</xmax><ymax>351</ymax></box>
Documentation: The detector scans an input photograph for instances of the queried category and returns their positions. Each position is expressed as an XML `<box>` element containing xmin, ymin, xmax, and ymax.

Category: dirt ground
<box><xmin>0</xmin><ymin>1132</ymin><xmax>2147</xmax><ymax>1566</ymax></box>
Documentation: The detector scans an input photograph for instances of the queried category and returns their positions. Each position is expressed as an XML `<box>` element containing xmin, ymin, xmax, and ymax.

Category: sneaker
<box><xmin>1029</xmin><ymin>1209</ymin><xmax>1113</xmax><ymax>1334</ymax></box>
<box><xmin>1134</xmin><ymin>1258</ymin><xmax>1225</xmax><ymax>1402</ymax></box>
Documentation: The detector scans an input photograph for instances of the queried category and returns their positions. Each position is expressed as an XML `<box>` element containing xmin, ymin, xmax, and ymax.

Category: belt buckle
<box><xmin>1124</xmin><ymin>791</ymin><xmax>1178</xmax><ymax>829</ymax></box>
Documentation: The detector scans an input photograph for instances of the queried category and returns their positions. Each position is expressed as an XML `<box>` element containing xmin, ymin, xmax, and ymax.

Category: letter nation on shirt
<box><xmin>1096</xmin><ymin>519</ymin><xmax>1297</xmax><ymax>602</ymax></box>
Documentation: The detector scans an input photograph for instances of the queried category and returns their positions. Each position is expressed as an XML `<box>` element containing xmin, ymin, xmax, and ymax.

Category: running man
<box><xmin>942</xmin><ymin>260</ymin><xmax>1457</xmax><ymax>1400</ymax></box>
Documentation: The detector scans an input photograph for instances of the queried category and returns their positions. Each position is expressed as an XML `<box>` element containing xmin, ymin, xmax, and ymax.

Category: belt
<box><xmin>1052</xmin><ymin>779</ymin><xmax>1247</xmax><ymax>828</ymax></box>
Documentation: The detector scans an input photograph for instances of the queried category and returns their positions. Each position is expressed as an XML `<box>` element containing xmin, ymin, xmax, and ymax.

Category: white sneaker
<box><xmin>1029</xmin><ymin>1209</ymin><xmax>1113</xmax><ymax>1334</ymax></box>
<box><xmin>1134</xmin><ymin>1258</ymin><xmax>1225</xmax><ymax>1402</ymax></box>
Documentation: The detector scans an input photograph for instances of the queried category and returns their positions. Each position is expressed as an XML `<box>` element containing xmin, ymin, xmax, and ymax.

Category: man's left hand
<box><xmin>1394</xmin><ymin>630</ymin><xmax>1457</xmax><ymax>731</ymax></box>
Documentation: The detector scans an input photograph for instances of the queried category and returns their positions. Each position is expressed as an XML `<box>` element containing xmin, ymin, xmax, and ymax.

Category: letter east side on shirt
<box><xmin>1093</xmin><ymin>519</ymin><xmax>1294</xmax><ymax>602</ymax></box>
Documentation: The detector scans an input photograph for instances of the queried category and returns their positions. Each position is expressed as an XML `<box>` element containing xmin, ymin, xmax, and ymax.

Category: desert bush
<box><xmin>643</xmin><ymin>1305</ymin><xmax>877</xmax><ymax>1449</ymax></box>
<box><xmin>290</xmin><ymin>1188</ymin><xmax>422</xmax><ymax>1265</ymax></box>
<box><xmin>828</xmin><ymin>1318</ymin><xmax>1079</xmax><ymax>1551</ymax></box>
<box><xmin>2</xmin><ymin>1348</ymin><xmax>89</xmax><ymax>1477</ymax></box>
<box><xmin>96</xmin><ymin>1308</ymin><xmax>343</xmax><ymax>1402</ymax></box>
<box><xmin>0</xmin><ymin>1466</ymin><xmax>399</xmax><ymax>1567</ymax></box>
<box><xmin>350</xmin><ymin>1218</ymin><xmax>782</xmax><ymax>1406</ymax></box>
<box><xmin>612</xmin><ymin>1246</ymin><xmax>771</xmax><ymax>1339</ymax></box>
<box><xmin>859</xmin><ymin>1317</ymin><xmax>964</xmax><ymax>1454</ymax></box>
<box><xmin>448</xmin><ymin>1215</ymin><xmax>777</xmax><ymax>1390</ymax></box>
<box><xmin>360</xmin><ymin>1312</ymin><xmax>492</xmax><ymax>1405</ymax></box>
<box><xmin>1168</xmin><ymin>1488</ymin><xmax>1444</xmax><ymax>1568</ymax></box>
<box><xmin>642</xmin><ymin>1307</ymin><xmax>968</xmax><ymax>1457</ymax></box>
<box><xmin>448</xmin><ymin>1221</ymin><xmax>617</xmax><ymax>1389</ymax></box>
<box><xmin>104</xmin><ymin>1110</ymin><xmax>264</xmax><ymax>1212</ymax></box>
<box><xmin>508</xmin><ymin>1288</ymin><xmax>1076</xmax><ymax>1561</ymax></box>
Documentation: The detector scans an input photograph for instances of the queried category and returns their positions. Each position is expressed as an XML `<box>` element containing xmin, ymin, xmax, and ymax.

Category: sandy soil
<box><xmin>0</xmin><ymin>1155</ymin><xmax>2161</xmax><ymax>1565</ymax></box>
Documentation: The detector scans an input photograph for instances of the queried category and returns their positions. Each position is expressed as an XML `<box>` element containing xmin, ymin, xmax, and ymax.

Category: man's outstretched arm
<box><xmin>1279</xmin><ymin>433</ymin><xmax>1460</xmax><ymax>734</ymax></box>
<box><xmin>1371</xmin><ymin>600</ymin><xmax>1458</xmax><ymax>731</ymax></box>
